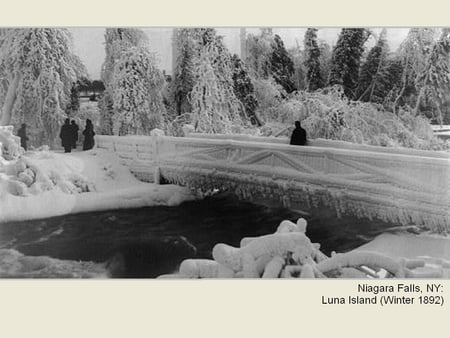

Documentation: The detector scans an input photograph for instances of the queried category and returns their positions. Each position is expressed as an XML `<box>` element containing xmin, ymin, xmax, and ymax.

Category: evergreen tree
<box><xmin>290</xmin><ymin>46</ymin><xmax>307</xmax><ymax>91</ymax></box>
<box><xmin>111</xmin><ymin>46</ymin><xmax>165</xmax><ymax>135</ymax></box>
<box><xmin>414</xmin><ymin>28</ymin><xmax>450</xmax><ymax>123</ymax></box>
<box><xmin>270</xmin><ymin>34</ymin><xmax>296</xmax><ymax>93</ymax></box>
<box><xmin>319</xmin><ymin>40</ymin><xmax>332</xmax><ymax>85</ymax></box>
<box><xmin>231</xmin><ymin>54</ymin><xmax>260</xmax><ymax>125</ymax></box>
<box><xmin>304</xmin><ymin>28</ymin><xmax>324</xmax><ymax>91</ymax></box>
<box><xmin>329</xmin><ymin>28</ymin><xmax>369</xmax><ymax>99</ymax></box>
<box><xmin>0</xmin><ymin>28</ymin><xmax>86</xmax><ymax>146</ymax></box>
<box><xmin>245</xmin><ymin>29</ymin><xmax>274</xmax><ymax>79</ymax></box>
<box><xmin>67</xmin><ymin>83</ymin><xmax>80</xmax><ymax>115</ymax></box>
<box><xmin>99</xmin><ymin>28</ymin><xmax>148</xmax><ymax>134</ymax></box>
<box><xmin>393</xmin><ymin>28</ymin><xmax>436</xmax><ymax>113</ymax></box>
<box><xmin>171</xmin><ymin>29</ymin><xmax>196</xmax><ymax>117</ymax></box>
<box><xmin>356</xmin><ymin>29</ymin><xmax>390</xmax><ymax>102</ymax></box>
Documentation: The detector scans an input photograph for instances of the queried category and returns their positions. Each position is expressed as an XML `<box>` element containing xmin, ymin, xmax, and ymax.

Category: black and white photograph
<box><xmin>0</xmin><ymin>27</ymin><xmax>449</xmax><ymax>279</ymax></box>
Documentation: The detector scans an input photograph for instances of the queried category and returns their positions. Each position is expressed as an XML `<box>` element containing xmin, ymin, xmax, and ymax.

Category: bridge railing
<box><xmin>187</xmin><ymin>132</ymin><xmax>450</xmax><ymax>159</ymax></box>
<box><xmin>96</xmin><ymin>134</ymin><xmax>450</xmax><ymax>231</ymax></box>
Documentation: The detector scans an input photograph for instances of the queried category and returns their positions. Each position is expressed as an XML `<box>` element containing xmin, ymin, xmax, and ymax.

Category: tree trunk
<box><xmin>0</xmin><ymin>73</ymin><xmax>21</xmax><ymax>126</ymax></box>
<box><xmin>413</xmin><ymin>87</ymin><xmax>424</xmax><ymax>115</ymax></box>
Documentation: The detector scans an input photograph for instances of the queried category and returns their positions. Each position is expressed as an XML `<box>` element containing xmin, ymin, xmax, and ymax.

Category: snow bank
<box><xmin>158</xmin><ymin>218</ymin><xmax>450</xmax><ymax>279</ymax></box>
<box><xmin>0</xmin><ymin>146</ymin><xmax>196</xmax><ymax>223</ymax></box>
<box><xmin>0</xmin><ymin>125</ymin><xmax>23</xmax><ymax>162</ymax></box>
<box><xmin>0</xmin><ymin>248</ymin><xmax>107</xmax><ymax>278</ymax></box>
<box><xmin>355</xmin><ymin>233</ymin><xmax>450</xmax><ymax>261</ymax></box>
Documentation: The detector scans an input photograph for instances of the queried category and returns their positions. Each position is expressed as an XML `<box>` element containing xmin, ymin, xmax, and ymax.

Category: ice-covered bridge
<box><xmin>96</xmin><ymin>133</ymin><xmax>450</xmax><ymax>230</ymax></box>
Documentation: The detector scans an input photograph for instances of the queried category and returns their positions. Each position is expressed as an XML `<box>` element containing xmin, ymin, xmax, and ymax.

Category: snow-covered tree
<box><xmin>171</xmin><ymin>29</ymin><xmax>196</xmax><ymax>117</ymax></box>
<box><xmin>111</xmin><ymin>46</ymin><xmax>166</xmax><ymax>135</ymax></box>
<box><xmin>270</xmin><ymin>34</ymin><xmax>296</xmax><ymax>93</ymax></box>
<box><xmin>319</xmin><ymin>40</ymin><xmax>332</xmax><ymax>84</ymax></box>
<box><xmin>392</xmin><ymin>28</ymin><xmax>436</xmax><ymax>113</ymax></box>
<box><xmin>356</xmin><ymin>29</ymin><xmax>390</xmax><ymax>102</ymax></box>
<box><xmin>329</xmin><ymin>28</ymin><xmax>370</xmax><ymax>99</ymax></box>
<box><xmin>289</xmin><ymin>46</ymin><xmax>307</xmax><ymax>91</ymax></box>
<box><xmin>0</xmin><ymin>28</ymin><xmax>86</xmax><ymax>146</ymax></box>
<box><xmin>99</xmin><ymin>28</ymin><xmax>148</xmax><ymax>134</ymax></box>
<box><xmin>231</xmin><ymin>54</ymin><xmax>260</xmax><ymax>125</ymax></box>
<box><xmin>246</xmin><ymin>29</ymin><xmax>274</xmax><ymax>79</ymax></box>
<box><xmin>190</xmin><ymin>33</ymin><xmax>245</xmax><ymax>133</ymax></box>
<box><xmin>413</xmin><ymin>28</ymin><xmax>450</xmax><ymax>123</ymax></box>
<box><xmin>67</xmin><ymin>83</ymin><xmax>80</xmax><ymax>115</ymax></box>
<box><xmin>304</xmin><ymin>28</ymin><xmax>324</xmax><ymax>92</ymax></box>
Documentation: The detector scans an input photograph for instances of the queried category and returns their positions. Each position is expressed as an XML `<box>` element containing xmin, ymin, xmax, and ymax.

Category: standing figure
<box><xmin>17</xmin><ymin>123</ymin><xmax>29</xmax><ymax>151</ymax></box>
<box><xmin>290</xmin><ymin>121</ymin><xmax>307</xmax><ymax>146</ymax></box>
<box><xmin>70</xmin><ymin>120</ymin><xmax>79</xmax><ymax>149</ymax></box>
<box><xmin>60</xmin><ymin>118</ymin><xmax>72</xmax><ymax>153</ymax></box>
<box><xmin>82</xmin><ymin>119</ymin><xmax>95</xmax><ymax>151</ymax></box>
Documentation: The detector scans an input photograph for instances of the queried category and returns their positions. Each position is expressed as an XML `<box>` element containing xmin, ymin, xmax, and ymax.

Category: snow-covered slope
<box><xmin>0</xmin><ymin>144</ymin><xmax>196</xmax><ymax>223</ymax></box>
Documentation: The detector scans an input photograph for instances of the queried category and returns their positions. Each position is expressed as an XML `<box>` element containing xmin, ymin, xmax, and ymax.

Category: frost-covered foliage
<box><xmin>260</xmin><ymin>86</ymin><xmax>448</xmax><ymax>150</ymax></box>
<box><xmin>289</xmin><ymin>47</ymin><xmax>307</xmax><ymax>91</ymax></box>
<box><xmin>356</xmin><ymin>29</ymin><xmax>392</xmax><ymax>103</ymax></box>
<box><xmin>304</xmin><ymin>28</ymin><xmax>324</xmax><ymax>92</ymax></box>
<box><xmin>329</xmin><ymin>28</ymin><xmax>370</xmax><ymax>99</ymax></box>
<box><xmin>413</xmin><ymin>28</ymin><xmax>450</xmax><ymax>123</ymax></box>
<box><xmin>111</xmin><ymin>47</ymin><xmax>165</xmax><ymax>135</ymax></box>
<box><xmin>0</xmin><ymin>28</ymin><xmax>86</xmax><ymax>147</ymax></box>
<box><xmin>167</xmin><ymin>29</ymin><xmax>250</xmax><ymax>135</ymax></box>
<box><xmin>99</xmin><ymin>28</ymin><xmax>148</xmax><ymax>134</ymax></box>
<box><xmin>270</xmin><ymin>34</ymin><xmax>296</xmax><ymax>93</ymax></box>
<box><xmin>245</xmin><ymin>28</ymin><xmax>274</xmax><ymax>79</ymax></box>
<box><xmin>189</xmin><ymin>39</ymin><xmax>245</xmax><ymax>133</ymax></box>
<box><xmin>231</xmin><ymin>54</ymin><xmax>260</xmax><ymax>125</ymax></box>
<box><xmin>319</xmin><ymin>40</ymin><xmax>333</xmax><ymax>85</ymax></box>
<box><xmin>170</xmin><ymin>29</ymin><xmax>197</xmax><ymax>117</ymax></box>
<box><xmin>392</xmin><ymin>28</ymin><xmax>437</xmax><ymax>113</ymax></box>
<box><xmin>77</xmin><ymin>99</ymin><xmax>101</xmax><ymax>129</ymax></box>
<box><xmin>253</xmin><ymin>78</ymin><xmax>286</xmax><ymax>114</ymax></box>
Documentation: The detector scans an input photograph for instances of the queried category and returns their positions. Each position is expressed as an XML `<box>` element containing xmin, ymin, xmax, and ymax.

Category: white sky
<box><xmin>69</xmin><ymin>27</ymin><xmax>411</xmax><ymax>79</ymax></box>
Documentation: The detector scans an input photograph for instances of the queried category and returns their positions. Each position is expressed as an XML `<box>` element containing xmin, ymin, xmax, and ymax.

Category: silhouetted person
<box><xmin>290</xmin><ymin>121</ymin><xmax>307</xmax><ymax>146</ymax></box>
<box><xmin>70</xmin><ymin>120</ymin><xmax>79</xmax><ymax>149</ymax></box>
<box><xmin>17</xmin><ymin>123</ymin><xmax>29</xmax><ymax>151</ymax></box>
<box><xmin>60</xmin><ymin>118</ymin><xmax>72</xmax><ymax>153</ymax></box>
<box><xmin>82</xmin><ymin>119</ymin><xmax>95</xmax><ymax>151</ymax></box>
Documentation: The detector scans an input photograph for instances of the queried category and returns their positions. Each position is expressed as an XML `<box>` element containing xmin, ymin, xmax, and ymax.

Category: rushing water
<box><xmin>0</xmin><ymin>193</ymin><xmax>414</xmax><ymax>278</ymax></box>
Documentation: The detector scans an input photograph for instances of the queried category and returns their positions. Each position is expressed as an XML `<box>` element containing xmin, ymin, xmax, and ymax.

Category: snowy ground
<box><xmin>0</xmin><ymin>148</ymin><xmax>197</xmax><ymax>223</ymax></box>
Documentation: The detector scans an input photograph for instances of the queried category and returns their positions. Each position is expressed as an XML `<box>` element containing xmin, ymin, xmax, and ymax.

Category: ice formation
<box><xmin>158</xmin><ymin>218</ymin><xmax>450</xmax><ymax>279</ymax></box>
<box><xmin>0</xmin><ymin>126</ymin><xmax>23</xmax><ymax>162</ymax></box>
<box><xmin>96</xmin><ymin>133</ymin><xmax>450</xmax><ymax>232</ymax></box>
<box><xmin>0</xmin><ymin>248</ymin><xmax>107</xmax><ymax>278</ymax></box>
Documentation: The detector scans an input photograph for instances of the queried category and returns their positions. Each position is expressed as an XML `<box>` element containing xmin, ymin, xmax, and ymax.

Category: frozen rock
<box><xmin>150</xmin><ymin>128</ymin><xmax>165</xmax><ymax>137</ymax></box>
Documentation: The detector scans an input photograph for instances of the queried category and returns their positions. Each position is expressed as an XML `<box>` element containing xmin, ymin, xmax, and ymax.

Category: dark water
<box><xmin>0</xmin><ymin>194</ymin><xmax>406</xmax><ymax>278</ymax></box>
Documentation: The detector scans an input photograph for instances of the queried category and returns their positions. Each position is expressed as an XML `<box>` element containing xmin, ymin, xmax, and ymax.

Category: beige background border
<box><xmin>1</xmin><ymin>0</ymin><xmax>449</xmax><ymax>337</ymax></box>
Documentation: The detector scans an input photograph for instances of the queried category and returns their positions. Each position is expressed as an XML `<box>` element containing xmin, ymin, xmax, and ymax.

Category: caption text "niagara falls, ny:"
<box><xmin>321</xmin><ymin>283</ymin><xmax>445</xmax><ymax>306</ymax></box>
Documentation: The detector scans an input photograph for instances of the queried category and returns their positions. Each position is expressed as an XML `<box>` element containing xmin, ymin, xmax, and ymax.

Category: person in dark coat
<box><xmin>290</xmin><ymin>120</ymin><xmax>307</xmax><ymax>146</ymax></box>
<box><xmin>82</xmin><ymin>119</ymin><xmax>95</xmax><ymax>151</ymax></box>
<box><xmin>60</xmin><ymin>118</ymin><xmax>72</xmax><ymax>153</ymax></box>
<box><xmin>70</xmin><ymin>120</ymin><xmax>79</xmax><ymax>149</ymax></box>
<box><xmin>17</xmin><ymin>123</ymin><xmax>29</xmax><ymax>151</ymax></box>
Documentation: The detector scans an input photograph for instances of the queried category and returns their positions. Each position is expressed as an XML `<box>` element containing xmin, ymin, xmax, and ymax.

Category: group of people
<box><xmin>60</xmin><ymin>118</ymin><xmax>95</xmax><ymax>153</ymax></box>
<box><xmin>17</xmin><ymin>119</ymin><xmax>96</xmax><ymax>153</ymax></box>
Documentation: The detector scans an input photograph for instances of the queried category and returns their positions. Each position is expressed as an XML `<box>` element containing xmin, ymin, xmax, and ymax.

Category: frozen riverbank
<box><xmin>160</xmin><ymin>219</ymin><xmax>450</xmax><ymax>279</ymax></box>
<box><xmin>0</xmin><ymin>147</ymin><xmax>196</xmax><ymax>223</ymax></box>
